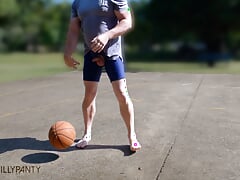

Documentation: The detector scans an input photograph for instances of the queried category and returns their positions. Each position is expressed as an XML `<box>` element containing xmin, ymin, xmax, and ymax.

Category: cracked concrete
<box><xmin>0</xmin><ymin>72</ymin><xmax>239</xmax><ymax>180</ymax></box>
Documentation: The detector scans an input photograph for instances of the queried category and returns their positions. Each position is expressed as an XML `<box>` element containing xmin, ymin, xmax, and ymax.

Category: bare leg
<box><xmin>82</xmin><ymin>81</ymin><xmax>98</xmax><ymax>135</ymax></box>
<box><xmin>76</xmin><ymin>81</ymin><xmax>98</xmax><ymax>148</ymax></box>
<box><xmin>111</xmin><ymin>78</ymin><xmax>141</xmax><ymax>151</ymax></box>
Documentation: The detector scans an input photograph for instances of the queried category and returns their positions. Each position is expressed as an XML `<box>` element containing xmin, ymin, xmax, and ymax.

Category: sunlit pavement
<box><xmin>0</xmin><ymin>72</ymin><xmax>239</xmax><ymax>180</ymax></box>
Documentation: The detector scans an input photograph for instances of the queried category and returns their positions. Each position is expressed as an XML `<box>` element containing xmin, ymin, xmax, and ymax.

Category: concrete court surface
<box><xmin>0</xmin><ymin>71</ymin><xmax>240</xmax><ymax>180</ymax></box>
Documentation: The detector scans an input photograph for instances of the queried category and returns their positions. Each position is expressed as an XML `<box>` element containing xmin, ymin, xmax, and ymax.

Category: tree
<box><xmin>0</xmin><ymin>0</ymin><xmax>19</xmax><ymax>51</ymax></box>
<box><xmin>39</xmin><ymin>3</ymin><xmax>71</xmax><ymax>51</ymax></box>
<box><xmin>0</xmin><ymin>0</ymin><xmax>18</xmax><ymax>22</ymax></box>
<box><xmin>145</xmin><ymin>0</ymin><xmax>240</xmax><ymax>57</ymax></box>
<box><xmin>16</xmin><ymin>0</ymin><xmax>53</xmax><ymax>51</ymax></box>
<box><xmin>0</xmin><ymin>0</ymin><xmax>49</xmax><ymax>51</ymax></box>
<box><xmin>0</xmin><ymin>0</ymin><xmax>71</xmax><ymax>52</ymax></box>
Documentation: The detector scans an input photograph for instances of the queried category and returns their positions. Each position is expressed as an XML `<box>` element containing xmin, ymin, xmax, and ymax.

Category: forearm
<box><xmin>64</xmin><ymin>18</ymin><xmax>81</xmax><ymax>58</ymax></box>
<box><xmin>63</xmin><ymin>28</ymin><xmax>80</xmax><ymax>69</ymax></box>
<box><xmin>64</xmin><ymin>31</ymin><xmax>79</xmax><ymax>58</ymax></box>
<box><xmin>106</xmin><ymin>17</ymin><xmax>132</xmax><ymax>40</ymax></box>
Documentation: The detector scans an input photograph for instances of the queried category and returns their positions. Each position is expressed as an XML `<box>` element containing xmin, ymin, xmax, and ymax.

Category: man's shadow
<box><xmin>0</xmin><ymin>137</ymin><xmax>134</xmax><ymax>160</ymax></box>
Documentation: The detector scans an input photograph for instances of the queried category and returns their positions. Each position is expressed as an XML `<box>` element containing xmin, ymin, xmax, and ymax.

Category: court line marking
<box><xmin>0</xmin><ymin>83</ymin><xmax>61</xmax><ymax>97</ymax></box>
<box><xmin>0</xmin><ymin>97</ymin><xmax>77</xmax><ymax>119</ymax></box>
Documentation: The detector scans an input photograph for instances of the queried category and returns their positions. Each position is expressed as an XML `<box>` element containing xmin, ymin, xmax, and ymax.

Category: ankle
<box><xmin>83</xmin><ymin>133</ymin><xmax>91</xmax><ymax>139</ymax></box>
<box><xmin>128</xmin><ymin>133</ymin><xmax>137</xmax><ymax>141</ymax></box>
<box><xmin>84</xmin><ymin>129</ymin><xmax>91</xmax><ymax>135</ymax></box>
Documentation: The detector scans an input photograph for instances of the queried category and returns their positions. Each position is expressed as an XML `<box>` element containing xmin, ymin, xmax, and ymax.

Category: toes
<box><xmin>130</xmin><ymin>140</ymin><xmax>141</xmax><ymax>152</ymax></box>
<box><xmin>75</xmin><ymin>140</ymin><xmax>88</xmax><ymax>149</ymax></box>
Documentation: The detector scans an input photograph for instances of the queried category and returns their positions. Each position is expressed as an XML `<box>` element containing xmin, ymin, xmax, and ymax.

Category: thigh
<box><xmin>111</xmin><ymin>78</ymin><xmax>129</xmax><ymax>100</ymax></box>
<box><xmin>105</xmin><ymin>56</ymin><xmax>125</xmax><ymax>82</ymax></box>
<box><xmin>83</xmin><ymin>51</ymin><xmax>103</xmax><ymax>82</ymax></box>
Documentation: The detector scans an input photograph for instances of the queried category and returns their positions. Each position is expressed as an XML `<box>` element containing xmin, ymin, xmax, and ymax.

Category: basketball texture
<box><xmin>48</xmin><ymin>121</ymin><xmax>76</xmax><ymax>150</ymax></box>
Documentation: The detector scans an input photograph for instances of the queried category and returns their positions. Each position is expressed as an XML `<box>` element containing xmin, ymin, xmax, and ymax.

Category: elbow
<box><xmin>128</xmin><ymin>16</ymin><xmax>135</xmax><ymax>31</ymax></box>
<box><xmin>128</xmin><ymin>13</ymin><xmax>134</xmax><ymax>30</ymax></box>
<box><xmin>126</xmin><ymin>19</ymin><xmax>133</xmax><ymax>32</ymax></box>
<box><xmin>128</xmin><ymin>22</ymin><xmax>133</xmax><ymax>31</ymax></box>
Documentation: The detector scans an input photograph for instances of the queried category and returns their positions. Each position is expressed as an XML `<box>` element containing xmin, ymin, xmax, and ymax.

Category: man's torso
<box><xmin>72</xmin><ymin>0</ymin><xmax>124</xmax><ymax>58</ymax></box>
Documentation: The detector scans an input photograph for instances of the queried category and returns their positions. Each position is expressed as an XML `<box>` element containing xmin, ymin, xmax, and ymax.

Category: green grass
<box><xmin>0</xmin><ymin>53</ymin><xmax>74</xmax><ymax>83</ymax></box>
<box><xmin>0</xmin><ymin>53</ymin><xmax>240</xmax><ymax>83</ymax></box>
<box><xmin>126</xmin><ymin>60</ymin><xmax>240</xmax><ymax>74</ymax></box>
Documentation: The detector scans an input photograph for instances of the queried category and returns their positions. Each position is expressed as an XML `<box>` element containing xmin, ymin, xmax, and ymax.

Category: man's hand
<box><xmin>64</xmin><ymin>55</ymin><xmax>80</xmax><ymax>69</ymax></box>
<box><xmin>91</xmin><ymin>33</ymin><xmax>109</xmax><ymax>53</ymax></box>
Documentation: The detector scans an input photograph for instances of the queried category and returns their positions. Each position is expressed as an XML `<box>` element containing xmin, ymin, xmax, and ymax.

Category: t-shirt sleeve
<box><xmin>71</xmin><ymin>0</ymin><xmax>78</xmax><ymax>18</ymax></box>
<box><xmin>111</xmin><ymin>0</ymin><xmax>129</xmax><ymax>12</ymax></box>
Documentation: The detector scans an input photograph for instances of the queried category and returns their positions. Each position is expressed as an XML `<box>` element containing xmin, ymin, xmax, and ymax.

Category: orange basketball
<box><xmin>48</xmin><ymin>121</ymin><xmax>76</xmax><ymax>150</ymax></box>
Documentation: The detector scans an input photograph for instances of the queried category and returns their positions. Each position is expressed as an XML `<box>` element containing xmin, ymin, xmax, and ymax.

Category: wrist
<box><xmin>64</xmin><ymin>54</ymin><xmax>72</xmax><ymax>60</ymax></box>
<box><xmin>105</xmin><ymin>31</ymin><xmax>113</xmax><ymax>40</ymax></box>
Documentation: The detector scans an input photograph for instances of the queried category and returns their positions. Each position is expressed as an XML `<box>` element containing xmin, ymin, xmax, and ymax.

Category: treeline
<box><xmin>0</xmin><ymin>0</ymin><xmax>70</xmax><ymax>52</ymax></box>
<box><xmin>0</xmin><ymin>0</ymin><xmax>240</xmax><ymax>60</ymax></box>
<box><xmin>130</xmin><ymin>0</ymin><xmax>240</xmax><ymax>60</ymax></box>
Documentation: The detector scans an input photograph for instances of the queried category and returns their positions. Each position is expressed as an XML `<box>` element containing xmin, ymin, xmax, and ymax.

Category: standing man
<box><xmin>64</xmin><ymin>0</ymin><xmax>141</xmax><ymax>152</ymax></box>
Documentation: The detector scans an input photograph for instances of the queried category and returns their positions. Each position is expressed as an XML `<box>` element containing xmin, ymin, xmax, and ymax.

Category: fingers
<box><xmin>91</xmin><ymin>40</ymin><xmax>104</xmax><ymax>52</ymax></box>
<box><xmin>64</xmin><ymin>56</ymin><xmax>80</xmax><ymax>69</ymax></box>
<box><xmin>91</xmin><ymin>33</ymin><xmax>110</xmax><ymax>53</ymax></box>
<box><xmin>91</xmin><ymin>38</ymin><xmax>105</xmax><ymax>53</ymax></box>
<box><xmin>71</xmin><ymin>58</ymin><xmax>80</xmax><ymax>69</ymax></box>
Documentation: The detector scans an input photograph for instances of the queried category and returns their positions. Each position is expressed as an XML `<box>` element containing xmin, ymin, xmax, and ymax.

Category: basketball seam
<box><xmin>55</xmin><ymin>129</ymin><xmax>75</xmax><ymax>147</ymax></box>
<box><xmin>54</xmin><ymin>123</ymin><xmax>67</xmax><ymax>149</ymax></box>
<box><xmin>49</xmin><ymin>121</ymin><xmax>76</xmax><ymax>149</ymax></box>
<box><xmin>56</xmin><ymin>133</ymin><xmax>75</xmax><ymax>142</ymax></box>
<box><xmin>54</xmin><ymin>128</ymin><xmax>75</xmax><ymax>141</ymax></box>
<box><xmin>56</xmin><ymin>133</ymin><xmax>68</xmax><ymax>148</ymax></box>
<box><xmin>54</xmin><ymin>127</ymin><xmax>75</xmax><ymax>131</ymax></box>
<box><xmin>55</xmin><ymin>121</ymin><xmax>66</xmax><ymax>129</ymax></box>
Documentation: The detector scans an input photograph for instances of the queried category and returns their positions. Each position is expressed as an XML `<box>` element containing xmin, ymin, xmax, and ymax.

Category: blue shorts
<box><xmin>83</xmin><ymin>51</ymin><xmax>125</xmax><ymax>82</ymax></box>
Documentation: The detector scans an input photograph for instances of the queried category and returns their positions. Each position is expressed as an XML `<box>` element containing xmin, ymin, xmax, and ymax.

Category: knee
<box><xmin>112</xmin><ymin>79</ymin><xmax>132</xmax><ymax>104</ymax></box>
<box><xmin>115</xmin><ymin>89</ymin><xmax>130</xmax><ymax>104</ymax></box>
<box><xmin>83</xmin><ymin>91</ymin><xmax>97</xmax><ymax>106</ymax></box>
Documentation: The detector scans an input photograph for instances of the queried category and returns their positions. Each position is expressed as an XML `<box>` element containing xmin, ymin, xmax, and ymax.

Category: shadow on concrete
<box><xmin>0</xmin><ymin>137</ymin><xmax>60</xmax><ymax>164</ymax></box>
<box><xmin>0</xmin><ymin>137</ymin><xmax>55</xmax><ymax>154</ymax></box>
<box><xmin>81</xmin><ymin>144</ymin><xmax>135</xmax><ymax>156</ymax></box>
<box><xmin>0</xmin><ymin>137</ymin><xmax>133</xmax><ymax>156</ymax></box>
<box><xmin>21</xmin><ymin>152</ymin><xmax>59</xmax><ymax>164</ymax></box>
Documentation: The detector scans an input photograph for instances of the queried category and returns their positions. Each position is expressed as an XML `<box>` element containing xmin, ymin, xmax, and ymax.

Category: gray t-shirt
<box><xmin>71</xmin><ymin>0</ymin><xmax>129</xmax><ymax>59</ymax></box>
